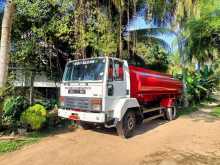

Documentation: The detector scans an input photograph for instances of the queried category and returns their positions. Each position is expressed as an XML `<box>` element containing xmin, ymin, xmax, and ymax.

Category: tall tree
<box><xmin>0</xmin><ymin>0</ymin><xmax>15</xmax><ymax>87</ymax></box>
<box><xmin>185</xmin><ymin>0</ymin><xmax>220</xmax><ymax>65</ymax></box>
<box><xmin>112</xmin><ymin>0</ymin><xmax>125</xmax><ymax>58</ymax></box>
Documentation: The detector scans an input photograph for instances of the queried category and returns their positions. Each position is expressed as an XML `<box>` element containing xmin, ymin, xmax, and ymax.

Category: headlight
<box><xmin>91</xmin><ymin>98</ymin><xmax>102</xmax><ymax>111</ymax></box>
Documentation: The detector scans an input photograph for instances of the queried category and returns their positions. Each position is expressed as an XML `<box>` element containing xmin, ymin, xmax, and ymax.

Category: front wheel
<box><xmin>116</xmin><ymin>111</ymin><xmax>136</xmax><ymax>138</ymax></box>
<box><xmin>165</xmin><ymin>107</ymin><xmax>176</xmax><ymax>121</ymax></box>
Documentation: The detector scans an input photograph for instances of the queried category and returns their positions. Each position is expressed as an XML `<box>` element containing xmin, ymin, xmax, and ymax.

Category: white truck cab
<box><xmin>58</xmin><ymin>57</ymin><xmax>177</xmax><ymax>138</ymax></box>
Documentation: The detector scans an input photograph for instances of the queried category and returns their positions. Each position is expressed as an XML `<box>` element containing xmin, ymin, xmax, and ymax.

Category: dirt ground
<box><xmin>1</xmin><ymin>109</ymin><xmax>220</xmax><ymax>165</ymax></box>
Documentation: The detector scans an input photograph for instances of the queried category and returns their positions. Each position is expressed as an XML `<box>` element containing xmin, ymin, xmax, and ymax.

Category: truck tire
<box><xmin>80</xmin><ymin>121</ymin><xmax>94</xmax><ymax>130</ymax></box>
<box><xmin>116</xmin><ymin>111</ymin><xmax>136</xmax><ymax>138</ymax></box>
<box><xmin>165</xmin><ymin>107</ymin><xmax>176</xmax><ymax>121</ymax></box>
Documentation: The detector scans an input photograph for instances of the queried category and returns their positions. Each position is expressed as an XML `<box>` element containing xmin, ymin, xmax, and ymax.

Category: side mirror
<box><xmin>107</xmin><ymin>84</ymin><xmax>114</xmax><ymax>96</ymax></box>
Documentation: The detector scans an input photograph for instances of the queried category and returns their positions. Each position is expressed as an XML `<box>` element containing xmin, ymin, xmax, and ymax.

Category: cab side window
<box><xmin>114</xmin><ymin>60</ymin><xmax>124</xmax><ymax>81</ymax></box>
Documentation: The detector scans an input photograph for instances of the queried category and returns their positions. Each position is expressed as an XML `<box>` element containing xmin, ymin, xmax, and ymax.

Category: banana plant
<box><xmin>185</xmin><ymin>65</ymin><xmax>219</xmax><ymax>104</ymax></box>
<box><xmin>185</xmin><ymin>71</ymin><xmax>207</xmax><ymax>103</ymax></box>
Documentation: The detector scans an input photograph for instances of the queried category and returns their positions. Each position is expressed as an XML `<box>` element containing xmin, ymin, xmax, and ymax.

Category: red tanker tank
<box><xmin>129</xmin><ymin>65</ymin><xmax>183</xmax><ymax>104</ymax></box>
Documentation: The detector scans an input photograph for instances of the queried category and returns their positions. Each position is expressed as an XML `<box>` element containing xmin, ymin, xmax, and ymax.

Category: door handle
<box><xmin>107</xmin><ymin>84</ymin><xmax>114</xmax><ymax>96</ymax></box>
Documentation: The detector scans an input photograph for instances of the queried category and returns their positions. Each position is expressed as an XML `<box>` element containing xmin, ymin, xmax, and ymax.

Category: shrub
<box><xmin>2</xmin><ymin>96</ymin><xmax>28</xmax><ymax>128</ymax></box>
<box><xmin>21</xmin><ymin>104</ymin><xmax>47</xmax><ymax>130</ymax></box>
<box><xmin>46</xmin><ymin>105</ymin><xmax>62</xmax><ymax>128</ymax></box>
<box><xmin>184</xmin><ymin>65</ymin><xmax>219</xmax><ymax>104</ymax></box>
<box><xmin>40</xmin><ymin>99</ymin><xmax>58</xmax><ymax>111</ymax></box>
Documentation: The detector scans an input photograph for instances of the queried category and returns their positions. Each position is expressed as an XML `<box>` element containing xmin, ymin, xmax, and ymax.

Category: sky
<box><xmin>126</xmin><ymin>6</ymin><xmax>177</xmax><ymax>52</ymax></box>
<box><xmin>0</xmin><ymin>0</ymin><xmax>4</xmax><ymax>12</ymax></box>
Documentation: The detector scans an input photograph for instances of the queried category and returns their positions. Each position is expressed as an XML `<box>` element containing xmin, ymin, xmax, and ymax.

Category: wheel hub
<box><xmin>128</xmin><ymin>116</ymin><xmax>134</xmax><ymax>130</ymax></box>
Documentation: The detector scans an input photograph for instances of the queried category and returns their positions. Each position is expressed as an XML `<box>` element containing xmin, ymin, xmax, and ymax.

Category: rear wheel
<box><xmin>116</xmin><ymin>111</ymin><xmax>136</xmax><ymax>138</ymax></box>
<box><xmin>165</xmin><ymin>107</ymin><xmax>176</xmax><ymax>121</ymax></box>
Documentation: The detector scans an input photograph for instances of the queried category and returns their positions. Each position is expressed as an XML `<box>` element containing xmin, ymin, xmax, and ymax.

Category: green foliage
<box><xmin>200</xmin><ymin>65</ymin><xmax>219</xmax><ymax>93</ymax></box>
<box><xmin>146</xmin><ymin>0</ymin><xmax>195</xmax><ymax>25</ymax></box>
<box><xmin>39</xmin><ymin>99</ymin><xmax>58</xmax><ymax>111</ymax></box>
<box><xmin>112</xmin><ymin>0</ymin><xmax>125</xmax><ymax>12</ymax></box>
<box><xmin>210</xmin><ymin>106</ymin><xmax>220</xmax><ymax>117</ymax></box>
<box><xmin>21</xmin><ymin>104</ymin><xmax>47</xmax><ymax>130</ymax></box>
<box><xmin>0</xmin><ymin>82</ymin><xmax>15</xmax><ymax>98</ymax></box>
<box><xmin>0</xmin><ymin>132</ymin><xmax>47</xmax><ymax>153</ymax></box>
<box><xmin>177</xmin><ymin>106</ymin><xmax>198</xmax><ymax>116</ymax></box>
<box><xmin>11</xmin><ymin>0</ymin><xmax>119</xmax><ymax>83</ymax></box>
<box><xmin>185</xmin><ymin>0</ymin><xmax>220</xmax><ymax>64</ymax></box>
<box><xmin>2</xmin><ymin>96</ymin><xmax>28</xmax><ymax>125</ymax></box>
<box><xmin>12</xmin><ymin>0</ymin><xmax>76</xmax><ymax>81</ymax></box>
<box><xmin>146</xmin><ymin>45</ymin><xmax>169</xmax><ymax>71</ymax></box>
<box><xmin>0</xmin><ymin>138</ymin><xmax>38</xmax><ymax>153</ymax></box>
<box><xmin>185</xmin><ymin>65</ymin><xmax>219</xmax><ymax>104</ymax></box>
<box><xmin>73</xmin><ymin>1</ymin><xmax>117</xmax><ymax>56</ymax></box>
<box><xmin>185</xmin><ymin>71</ymin><xmax>205</xmax><ymax>102</ymax></box>
<box><xmin>168</xmin><ymin>52</ymin><xmax>182</xmax><ymax>76</ymax></box>
<box><xmin>7</xmin><ymin>0</ymin><xmax>219</xmax><ymax>109</ymax></box>
<box><xmin>147</xmin><ymin>0</ymin><xmax>170</xmax><ymax>21</ymax></box>
<box><xmin>135</xmin><ymin>43</ymin><xmax>169</xmax><ymax>72</ymax></box>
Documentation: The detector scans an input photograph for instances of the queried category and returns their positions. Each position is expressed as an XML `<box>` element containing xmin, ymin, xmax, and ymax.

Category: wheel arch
<box><xmin>113</xmin><ymin>98</ymin><xmax>140</xmax><ymax>121</ymax></box>
<box><xmin>160</xmin><ymin>98</ymin><xmax>176</xmax><ymax>108</ymax></box>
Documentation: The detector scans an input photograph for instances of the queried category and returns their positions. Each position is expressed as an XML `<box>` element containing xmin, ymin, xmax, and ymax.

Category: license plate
<box><xmin>68</xmin><ymin>89</ymin><xmax>85</xmax><ymax>94</ymax></box>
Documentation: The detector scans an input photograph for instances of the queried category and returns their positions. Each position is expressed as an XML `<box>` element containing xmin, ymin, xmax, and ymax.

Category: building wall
<box><xmin>13</xmin><ymin>69</ymin><xmax>60</xmax><ymax>88</ymax></box>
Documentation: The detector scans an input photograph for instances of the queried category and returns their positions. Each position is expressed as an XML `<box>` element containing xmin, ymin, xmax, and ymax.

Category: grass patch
<box><xmin>0</xmin><ymin>132</ymin><xmax>47</xmax><ymax>154</ymax></box>
<box><xmin>210</xmin><ymin>106</ymin><xmax>220</xmax><ymax>117</ymax></box>
<box><xmin>177</xmin><ymin>106</ymin><xmax>199</xmax><ymax>116</ymax></box>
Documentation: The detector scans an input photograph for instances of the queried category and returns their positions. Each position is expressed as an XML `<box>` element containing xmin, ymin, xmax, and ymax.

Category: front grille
<box><xmin>63</xmin><ymin>97</ymin><xmax>91</xmax><ymax>110</ymax></box>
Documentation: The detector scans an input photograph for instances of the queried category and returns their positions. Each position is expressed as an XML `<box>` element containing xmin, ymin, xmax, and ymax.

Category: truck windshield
<box><xmin>63</xmin><ymin>58</ymin><xmax>106</xmax><ymax>81</ymax></box>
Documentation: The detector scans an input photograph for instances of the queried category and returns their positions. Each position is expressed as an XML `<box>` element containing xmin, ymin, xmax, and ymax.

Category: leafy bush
<box><xmin>199</xmin><ymin>66</ymin><xmax>219</xmax><ymax>97</ymax></box>
<box><xmin>185</xmin><ymin>71</ymin><xmax>205</xmax><ymax>102</ymax></box>
<box><xmin>185</xmin><ymin>65</ymin><xmax>219</xmax><ymax>104</ymax></box>
<box><xmin>2</xmin><ymin>96</ymin><xmax>28</xmax><ymax>127</ymax></box>
<box><xmin>21</xmin><ymin>104</ymin><xmax>47</xmax><ymax>130</ymax></box>
<box><xmin>46</xmin><ymin>105</ymin><xmax>62</xmax><ymax>128</ymax></box>
<box><xmin>40</xmin><ymin>99</ymin><xmax>58</xmax><ymax>110</ymax></box>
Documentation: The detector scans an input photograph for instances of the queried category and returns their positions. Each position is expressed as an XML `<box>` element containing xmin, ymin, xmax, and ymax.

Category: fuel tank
<box><xmin>129</xmin><ymin>65</ymin><xmax>183</xmax><ymax>103</ymax></box>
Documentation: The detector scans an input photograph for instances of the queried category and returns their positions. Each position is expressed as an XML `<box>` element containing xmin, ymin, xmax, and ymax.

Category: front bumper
<box><xmin>58</xmin><ymin>109</ymin><xmax>105</xmax><ymax>123</ymax></box>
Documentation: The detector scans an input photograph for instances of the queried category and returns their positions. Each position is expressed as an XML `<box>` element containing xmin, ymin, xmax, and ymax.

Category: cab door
<box><xmin>104</xmin><ymin>58</ymin><xmax>130</xmax><ymax>114</ymax></box>
<box><xmin>111</xmin><ymin>59</ymin><xmax>127</xmax><ymax>97</ymax></box>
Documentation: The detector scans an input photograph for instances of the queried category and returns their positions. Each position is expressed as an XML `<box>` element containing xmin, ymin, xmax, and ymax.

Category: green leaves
<box><xmin>185</xmin><ymin>64</ymin><xmax>219</xmax><ymax>104</ymax></box>
<box><xmin>72</xmin><ymin>2</ymin><xmax>117</xmax><ymax>55</ymax></box>
<box><xmin>112</xmin><ymin>0</ymin><xmax>125</xmax><ymax>13</ymax></box>
<box><xmin>21</xmin><ymin>104</ymin><xmax>47</xmax><ymax>130</ymax></box>
<box><xmin>134</xmin><ymin>43</ymin><xmax>169</xmax><ymax>72</ymax></box>
<box><xmin>185</xmin><ymin>0</ymin><xmax>220</xmax><ymax>64</ymax></box>
<box><xmin>2</xmin><ymin>96</ymin><xmax>28</xmax><ymax>127</ymax></box>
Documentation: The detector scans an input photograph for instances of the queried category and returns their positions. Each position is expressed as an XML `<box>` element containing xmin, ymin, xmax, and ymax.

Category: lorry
<box><xmin>58</xmin><ymin>57</ymin><xmax>183</xmax><ymax>138</ymax></box>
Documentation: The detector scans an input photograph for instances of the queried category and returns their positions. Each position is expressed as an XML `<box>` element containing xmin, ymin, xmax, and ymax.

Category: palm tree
<box><xmin>126</xmin><ymin>28</ymin><xmax>172</xmax><ymax>51</ymax></box>
<box><xmin>0</xmin><ymin>0</ymin><xmax>15</xmax><ymax>87</ymax></box>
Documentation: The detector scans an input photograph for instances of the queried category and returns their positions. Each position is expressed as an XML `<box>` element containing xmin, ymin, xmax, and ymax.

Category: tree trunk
<box><xmin>132</xmin><ymin>0</ymin><xmax>137</xmax><ymax>57</ymax></box>
<box><xmin>177</xmin><ymin>32</ymin><xmax>189</xmax><ymax>107</ymax></box>
<box><xmin>119</xmin><ymin>13</ymin><xmax>122</xmax><ymax>58</ymax></box>
<box><xmin>0</xmin><ymin>0</ymin><xmax>15</xmax><ymax>87</ymax></box>
<box><xmin>0</xmin><ymin>0</ymin><xmax>15</xmax><ymax>128</ymax></box>
<box><xmin>29</xmin><ymin>71</ymin><xmax>35</xmax><ymax>105</ymax></box>
<box><xmin>127</xmin><ymin>1</ymin><xmax>130</xmax><ymax>58</ymax></box>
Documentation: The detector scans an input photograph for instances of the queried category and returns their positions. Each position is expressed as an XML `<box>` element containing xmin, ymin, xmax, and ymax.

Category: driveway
<box><xmin>1</xmin><ymin>110</ymin><xmax>220</xmax><ymax>165</ymax></box>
